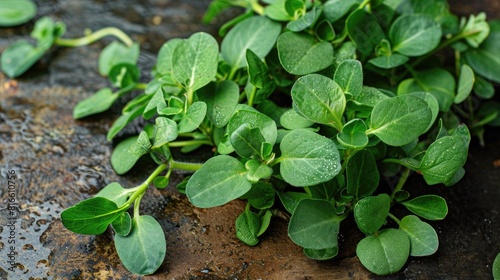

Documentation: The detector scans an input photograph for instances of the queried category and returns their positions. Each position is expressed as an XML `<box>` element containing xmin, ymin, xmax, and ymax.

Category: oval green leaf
<box><xmin>235</xmin><ymin>209</ymin><xmax>261</xmax><ymax>246</ymax></box>
<box><xmin>73</xmin><ymin>88</ymin><xmax>118</xmax><ymax>119</ymax></box>
<box><xmin>455</xmin><ymin>64</ymin><xmax>475</xmax><ymax>104</ymax></box>
<box><xmin>178</xmin><ymin>101</ymin><xmax>207</xmax><ymax>133</ymax></box>
<box><xmin>346</xmin><ymin>150</ymin><xmax>379</xmax><ymax>199</ymax></box>
<box><xmin>288</xmin><ymin>199</ymin><xmax>340</xmax><ymax>250</ymax></box>
<box><xmin>399</xmin><ymin>215</ymin><xmax>439</xmax><ymax>256</ymax></box>
<box><xmin>401</xmin><ymin>195</ymin><xmax>448</xmax><ymax>220</ymax></box>
<box><xmin>0</xmin><ymin>40</ymin><xmax>45</xmax><ymax>78</ymax></box>
<box><xmin>0</xmin><ymin>0</ymin><xmax>37</xmax><ymax>27</ymax></box>
<box><xmin>111</xmin><ymin>136</ymin><xmax>142</xmax><ymax>175</ymax></box>
<box><xmin>186</xmin><ymin>155</ymin><xmax>251</xmax><ymax>208</ymax></box>
<box><xmin>390</xmin><ymin>14</ymin><xmax>442</xmax><ymax>57</ymax></box>
<box><xmin>337</xmin><ymin>119</ymin><xmax>369</xmax><ymax>149</ymax></box>
<box><xmin>334</xmin><ymin>59</ymin><xmax>363</xmax><ymax>97</ymax></box>
<box><xmin>354</xmin><ymin>194</ymin><xmax>390</xmax><ymax>234</ymax></box>
<box><xmin>279</xmin><ymin>129</ymin><xmax>341</xmax><ymax>187</ymax></box>
<box><xmin>115</xmin><ymin>215</ymin><xmax>166</xmax><ymax>275</ymax></box>
<box><xmin>356</xmin><ymin>229</ymin><xmax>410</xmax><ymax>275</ymax></box>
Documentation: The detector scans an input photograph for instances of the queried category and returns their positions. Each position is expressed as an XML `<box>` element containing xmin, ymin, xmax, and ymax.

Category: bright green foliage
<box><xmin>494</xmin><ymin>253</ymin><xmax>500</xmax><ymax>279</ymax></box>
<box><xmin>0</xmin><ymin>0</ymin><xmax>36</xmax><ymax>26</ymax></box>
<box><xmin>11</xmin><ymin>0</ymin><xmax>491</xmax><ymax>276</ymax></box>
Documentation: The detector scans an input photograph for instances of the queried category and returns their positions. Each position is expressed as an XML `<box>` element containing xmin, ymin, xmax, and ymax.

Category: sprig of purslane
<box><xmin>2</xmin><ymin>0</ymin><xmax>500</xmax><ymax>276</ymax></box>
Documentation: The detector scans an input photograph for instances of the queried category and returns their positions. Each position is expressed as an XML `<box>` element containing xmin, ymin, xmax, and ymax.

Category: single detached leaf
<box><xmin>0</xmin><ymin>40</ymin><xmax>45</xmax><ymax>78</ymax></box>
<box><xmin>277</xmin><ymin>32</ymin><xmax>334</xmax><ymax>75</ymax></box>
<box><xmin>401</xmin><ymin>195</ymin><xmax>448</xmax><ymax>220</ymax></box>
<box><xmin>221</xmin><ymin>16</ymin><xmax>281</xmax><ymax>70</ymax></box>
<box><xmin>399</xmin><ymin>215</ymin><xmax>439</xmax><ymax>256</ymax></box>
<box><xmin>95</xmin><ymin>182</ymin><xmax>132</xmax><ymax>207</ymax></box>
<box><xmin>303</xmin><ymin>246</ymin><xmax>339</xmax><ymax>260</ymax></box>
<box><xmin>346</xmin><ymin>150</ymin><xmax>379</xmax><ymax>199</ymax></box>
<box><xmin>0</xmin><ymin>0</ymin><xmax>37</xmax><ymax>26</ymax></box>
<box><xmin>390</xmin><ymin>14</ymin><xmax>442</xmax><ymax>57</ymax></box>
<box><xmin>354</xmin><ymin>194</ymin><xmax>390</xmax><ymax>234</ymax></box>
<box><xmin>235</xmin><ymin>209</ymin><xmax>261</xmax><ymax>246</ymax></box>
<box><xmin>279</xmin><ymin>129</ymin><xmax>341</xmax><ymax>187</ymax></box>
<box><xmin>172</xmin><ymin>32</ymin><xmax>218</xmax><ymax>91</ymax></box>
<box><xmin>334</xmin><ymin>59</ymin><xmax>363</xmax><ymax>96</ymax></box>
<box><xmin>291</xmin><ymin>74</ymin><xmax>345</xmax><ymax>131</ymax></box>
<box><xmin>186</xmin><ymin>155</ymin><xmax>251</xmax><ymax>208</ymax></box>
<box><xmin>356</xmin><ymin>229</ymin><xmax>410</xmax><ymax>275</ymax></box>
<box><xmin>337</xmin><ymin>119</ymin><xmax>369</xmax><ymax>149</ymax></box>
<box><xmin>368</xmin><ymin>94</ymin><xmax>432</xmax><ymax>146</ymax></box>
<box><xmin>197</xmin><ymin>80</ymin><xmax>239</xmax><ymax>128</ymax></box>
<box><xmin>115</xmin><ymin>215</ymin><xmax>166</xmax><ymax>275</ymax></box>
<box><xmin>61</xmin><ymin>197</ymin><xmax>123</xmax><ymax>235</ymax></box>
<box><xmin>98</xmin><ymin>41</ymin><xmax>139</xmax><ymax>76</ymax></box>
<box><xmin>73</xmin><ymin>88</ymin><xmax>118</xmax><ymax>119</ymax></box>
<box><xmin>111</xmin><ymin>136</ymin><xmax>141</xmax><ymax>175</ymax></box>
<box><xmin>288</xmin><ymin>199</ymin><xmax>340</xmax><ymax>250</ymax></box>
<box><xmin>178</xmin><ymin>101</ymin><xmax>207</xmax><ymax>133</ymax></box>
<box><xmin>455</xmin><ymin>64</ymin><xmax>475</xmax><ymax>104</ymax></box>
<box><xmin>111</xmin><ymin>212</ymin><xmax>132</xmax><ymax>237</ymax></box>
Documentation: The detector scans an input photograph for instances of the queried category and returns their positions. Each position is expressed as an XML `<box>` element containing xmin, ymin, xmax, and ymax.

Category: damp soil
<box><xmin>0</xmin><ymin>0</ymin><xmax>499</xmax><ymax>279</ymax></box>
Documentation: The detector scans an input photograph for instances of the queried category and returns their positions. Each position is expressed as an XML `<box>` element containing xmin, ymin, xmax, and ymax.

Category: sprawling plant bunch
<box><xmin>3</xmin><ymin>0</ymin><xmax>500</xmax><ymax>276</ymax></box>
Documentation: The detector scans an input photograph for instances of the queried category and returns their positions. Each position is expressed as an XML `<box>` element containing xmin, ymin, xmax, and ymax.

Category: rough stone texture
<box><xmin>0</xmin><ymin>1</ymin><xmax>499</xmax><ymax>279</ymax></box>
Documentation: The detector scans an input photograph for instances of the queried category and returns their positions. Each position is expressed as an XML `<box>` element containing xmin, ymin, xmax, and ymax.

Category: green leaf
<box><xmin>245</xmin><ymin>49</ymin><xmax>276</xmax><ymax>104</ymax></box>
<box><xmin>155</xmin><ymin>38</ymin><xmax>182</xmax><ymax>76</ymax></box>
<box><xmin>368</xmin><ymin>94</ymin><xmax>432</xmax><ymax>146</ymax></box>
<box><xmin>401</xmin><ymin>195</ymin><xmax>448</xmax><ymax>220</ymax></box>
<box><xmin>396</xmin><ymin>0</ymin><xmax>458</xmax><ymax>34</ymax></box>
<box><xmin>286</xmin><ymin>5</ymin><xmax>321</xmax><ymax>32</ymax></box>
<box><xmin>412</xmin><ymin>68</ymin><xmax>456</xmax><ymax>112</ymax></box>
<box><xmin>153</xmin><ymin>117</ymin><xmax>178</xmax><ymax>148</ymax></box>
<box><xmin>291</xmin><ymin>74</ymin><xmax>345</xmax><ymax>131</ymax></box>
<box><xmin>455</xmin><ymin>64</ymin><xmax>475</xmax><ymax>104</ymax></box>
<box><xmin>337</xmin><ymin>119</ymin><xmax>369</xmax><ymax>149</ymax></box>
<box><xmin>473</xmin><ymin>76</ymin><xmax>495</xmax><ymax>99</ymax></box>
<box><xmin>356</xmin><ymin>229</ymin><xmax>410</xmax><ymax>275</ymax></box>
<box><xmin>1</xmin><ymin>40</ymin><xmax>45</xmax><ymax>78</ymax></box>
<box><xmin>0</xmin><ymin>0</ymin><xmax>37</xmax><ymax>26</ymax></box>
<box><xmin>280</xmin><ymin>109</ymin><xmax>314</xmax><ymax>130</ymax></box>
<box><xmin>390</xmin><ymin>14</ymin><xmax>442</xmax><ymax>56</ymax></box>
<box><xmin>107</xmin><ymin>104</ymin><xmax>146</xmax><ymax>141</ymax></box>
<box><xmin>346</xmin><ymin>9</ymin><xmax>385</xmax><ymax>56</ymax></box>
<box><xmin>277</xmin><ymin>32</ymin><xmax>334</xmax><ymax>75</ymax></box>
<box><xmin>115</xmin><ymin>215</ymin><xmax>166</xmax><ymax>275</ymax></box>
<box><xmin>288</xmin><ymin>199</ymin><xmax>340</xmax><ymax>250</ymax></box>
<box><xmin>399</xmin><ymin>215</ymin><xmax>439</xmax><ymax>256</ymax></box>
<box><xmin>153</xmin><ymin>176</ymin><xmax>169</xmax><ymax>189</ymax></box>
<box><xmin>61</xmin><ymin>197</ymin><xmax>123</xmax><ymax>235</ymax></box>
<box><xmin>143</xmin><ymin>88</ymin><xmax>167</xmax><ymax>120</ymax></box>
<box><xmin>221</xmin><ymin>16</ymin><xmax>281</xmax><ymax>71</ymax></box>
<box><xmin>346</xmin><ymin>150</ymin><xmax>379</xmax><ymax>199</ymax></box>
<box><xmin>235</xmin><ymin>209</ymin><xmax>261</xmax><ymax>246</ymax></box>
<box><xmin>178</xmin><ymin>101</ymin><xmax>207</xmax><ymax>133</ymax></box>
<box><xmin>461</xmin><ymin>12</ymin><xmax>490</xmax><ymax>48</ymax></box>
<box><xmin>186</xmin><ymin>155</ymin><xmax>251</xmax><ymax>208</ymax></box>
<box><xmin>279</xmin><ymin>129</ymin><xmax>341</xmax><ymax>187</ymax></box>
<box><xmin>465</xmin><ymin>22</ymin><xmax>500</xmax><ymax>83</ymax></box>
<box><xmin>111</xmin><ymin>136</ymin><xmax>142</xmax><ymax>175</ymax></box>
<box><xmin>258</xmin><ymin>210</ymin><xmax>273</xmax><ymax>237</ymax></box>
<box><xmin>334</xmin><ymin>59</ymin><xmax>363</xmax><ymax>97</ymax></box>
<box><xmin>73</xmin><ymin>88</ymin><xmax>118</xmax><ymax>119</ymax></box>
<box><xmin>418</xmin><ymin>134</ymin><xmax>469</xmax><ymax>185</ymax></box>
<box><xmin>128</xmin><ymin>131</ymin><xmax>151</xmax><ymax>158</ymax></box>
<box><xmin>494</xmin><ymin>253</ymin><xmax>500</xmax><ymax>280</ymax></box>
<box><xmin>227</xmin><ymin>108</ymin><xmax>278</xmax><ymax>146</ymax></box>
<box><xmin>95</xmin><ymin>182</ymin><xmax>132</xmax><ymax>207</ymax></box>
<box><xmin>240</xmin><ymin>181</ymin><xmax>275</xmax><ymax>209</ymax></box>
<box><xmin>197</xmin><ymin>81</ymin><xmax>239</xmax><ymax>128</ymax></box>
<box><xmin>354</xmin><ymin>194</ymin><xmax>390</xmax><ymax>234</ymax></box>
<box><xmin>111</xmin><ymin>212</ymin><xmax>132</xmax><ymax>237</ymax></box>
<box><xmin>303</xmin><ymin>246</ymin><xmax>339</xmax><ymax>260</ymax></box>
<box><xmin>98</xmin><ymin>41</ymin><xmax>139</xmax><ymax>76</ymax></box>
<box><xmin>407</xmin><ymin>92</ymin><xmax>440</xmax><ymax>133</ymax></box>
<box><xmin>172</xmin><ymin>32</ymin><xmax>218</xmax><ymax>91</ymax></box>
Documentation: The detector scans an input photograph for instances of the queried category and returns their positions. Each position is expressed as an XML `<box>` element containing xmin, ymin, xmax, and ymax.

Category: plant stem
<box><xmin>390</xmin><ymin>168</ymin><xmax>411</xmax><ymax>201</ymax></box>
<box><xmin>387</xmin><ymin>212</ymin><xmax>401</xmax><ymax>225</ymax></box>
<box><xmin>125</xmin><ymin>163</ymin><xmax>169</xmax><ymax>206</ymax></box>
<box><xmin>54</xmin><ymin>27</ymin><xmax>134</xmax><ymax>47</ymax></box>
<box><xmin>168</xmin><ymin>139</ymin><xmax>213</xmax><ymax>148</ymax></box>
<box><xmin>171</xmin><ymin>160</ymin><xmax>204</xmax><ymax>172</ymax></box>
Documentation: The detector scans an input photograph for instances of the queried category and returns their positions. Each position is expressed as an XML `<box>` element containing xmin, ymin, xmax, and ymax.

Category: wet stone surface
<box><xmin>0</xmin><ymin>0</ymin><xmax>499</xmax><ymax>279</ymax></box>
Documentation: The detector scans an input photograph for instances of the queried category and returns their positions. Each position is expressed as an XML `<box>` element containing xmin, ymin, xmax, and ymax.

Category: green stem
<box><xmin>125</xmin><ymin>163</ymin><xmax>169</xmax><ymax>206</ymax></box>
<box><xmin>387</xmin><ymin>212</ymin><xmax>401</xmax><ymax>225</ymax></box>
<box><xmin>390</xmin><ymin>168</ymin><xmax>411</xmax><ymax>201</ymax></box>
<box><xmin>168</xmin><ymin>139</ymin><xmax>213</xmax><ymax>148</ymax></box>
<box><xmin>54</xmin><ymin>27</ymin><xmax>134</xmax><ymax>47</ymax></box>
<box><xmin>249</xmin><ymin>0</ymin><xmax>264</xmax><ymax>15</ymax></box>
<box><xmin>171</xmin><ymin>160</ymin><xmax>204</xmax><ymax>172</ymax></box>
<box><xmin>133</xmin><ymin>193</ymin><xmax>144</xmax><ymax>217</ymax></box>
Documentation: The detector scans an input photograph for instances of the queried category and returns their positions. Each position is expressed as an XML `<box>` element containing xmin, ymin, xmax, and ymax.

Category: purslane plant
<box><xmin>2</xmin><ymin>0</ymin><xmax>500</xmax><ymax>276</ymax></box>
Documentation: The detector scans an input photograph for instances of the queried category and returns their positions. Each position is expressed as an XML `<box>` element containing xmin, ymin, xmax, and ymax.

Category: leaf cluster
<box><xmin>3</xmin><ymin>0</ymin><xmax>499</xmax><ymax>276</ymax></box>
